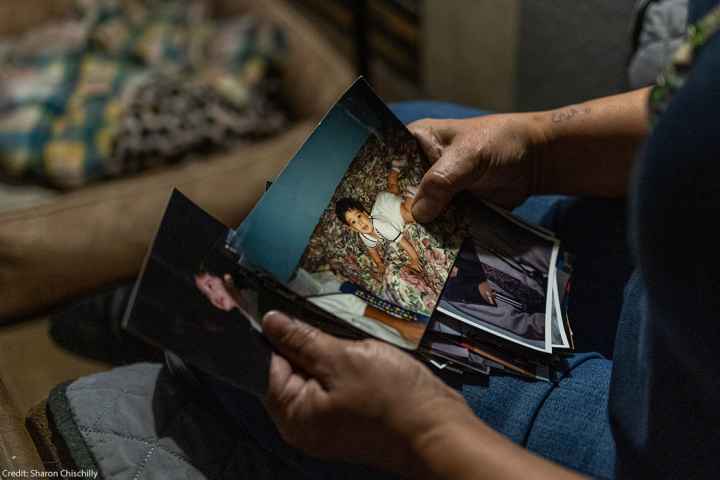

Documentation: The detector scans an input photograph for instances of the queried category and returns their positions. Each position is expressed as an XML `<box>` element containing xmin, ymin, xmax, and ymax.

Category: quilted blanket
<box><xmin>47</xmin><ymin>363</ymin><xmax>297</xmax><ymax>479</ymax></box>
<box><xmin>0</xmin><ymin>0</ymin><xmax>287</xmax><ymax>188</ymax></box>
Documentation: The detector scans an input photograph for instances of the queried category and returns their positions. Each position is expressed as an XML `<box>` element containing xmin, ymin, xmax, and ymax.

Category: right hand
<box><xmin>408</xmin><ymin>113</ymin><xmax>547</xmax><ymax>222</ymax></box>
<box><xmin>262</xmin><ymin>311</ymin><xmax>472</xmax><ymax>474</ymax></box>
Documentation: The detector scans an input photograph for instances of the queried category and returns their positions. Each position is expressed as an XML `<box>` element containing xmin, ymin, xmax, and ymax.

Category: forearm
<box><xmin>408</xmin><ymin>409</ymin><xmax>585</xmax><ymax>480</ymax></box>
<box><xmin>529</xmin><ymin>87</ymin><xmax>651</xmax><ymax>197</ymax></box>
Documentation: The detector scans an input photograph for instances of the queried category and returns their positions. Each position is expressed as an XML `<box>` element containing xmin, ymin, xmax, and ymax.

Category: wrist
<box><xmin>406</xmin><ymin>403</ymin><xmax>484</xmax><ymax>479</ymax></box>
<box><xmin>386</xmin><ymin>392</ymin><xmax>476</xmax><ymax>474</ymax></box>
<box><xmin>516</xmin><ymin>111</ymin><xmax>555</xmax><ymax>196</ymax></box>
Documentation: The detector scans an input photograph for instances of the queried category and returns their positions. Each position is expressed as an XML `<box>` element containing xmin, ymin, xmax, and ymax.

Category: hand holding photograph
<box><xmin>123</xmin><ymin>191</ymin><xmax>271</xmax><ymax>396</ymax></box>
<box><xmin>123</xmin><ymin>78</ymin><xmax>574</xmax><ymax>388</ymax></box>
<box><xmin>232</xmin><ymin>79</ymin><xmax>463</xmax><ymax>349</ymax></box>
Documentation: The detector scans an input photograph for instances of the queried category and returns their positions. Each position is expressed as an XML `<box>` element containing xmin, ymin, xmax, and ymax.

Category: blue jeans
<box><xmin>209</xmin><ymin>101</ymin><xmax>632</xmax><ymax>479</ymax></box>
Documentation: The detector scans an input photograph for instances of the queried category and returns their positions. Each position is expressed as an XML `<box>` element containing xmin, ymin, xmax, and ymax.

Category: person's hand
<box><xmin>373</xmin><ymin>263</ymin><xmax>386</xmax><ymax>282</ymax></box>
<box><xmin>262</xmin><ymin>311</ymin><xmax>474</xmax><ymax>474</ymax></box>
<box><xmin>478</xmin><ymin>281</ymin><xmax>496</xmax><ymax>305</ymax></box>
<box><xmin>408</xmin><ymin>113</ymin><xmax>546</xmax><ymax>222</ymax></box>
<box><xmin>408</xmin><ymin>258</ymin><xmax>423</xmax><ymax>274</ymax></box>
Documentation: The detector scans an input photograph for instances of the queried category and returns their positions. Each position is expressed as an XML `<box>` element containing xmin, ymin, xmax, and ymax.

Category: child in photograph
<box><xmin>299</xmin><ymin>126</ymin><xmax>461</xmax><ymax>318</ymax></box>
<box><xmin>335</xmin><ymin>158</ymin><xmax>422</xmax><ymax>281</ymax></box>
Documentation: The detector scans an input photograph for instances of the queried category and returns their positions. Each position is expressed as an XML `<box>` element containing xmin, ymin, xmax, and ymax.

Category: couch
<box><xmin>0</xmin><ymin>0</ymin><xmax>353</xmax><ymax>470</ymax></box>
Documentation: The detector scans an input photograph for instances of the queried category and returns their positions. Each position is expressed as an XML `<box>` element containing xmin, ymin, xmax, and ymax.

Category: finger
<box><xmin>265</xmin><ymin>353</ymin><xmax>307</xmax><ymax>418</ymax></box>
<box><xmin>412</xmin><ymin>144</ymin><xmax>480</xmax><ymax>223</ymax></box>
<box><xmin>407</xmin><ymin>121</ymin><xmax>444</xmax><ymax>163</ymax></box>
<box><xmin>266</xmin><ymin>352</ymin><xmax>293</xmax><ymax>403</ymax></box>
<box><xmin>262</xmin><ymin>310</ymin><xmax>343</xmax><ymax>382</ymax></box>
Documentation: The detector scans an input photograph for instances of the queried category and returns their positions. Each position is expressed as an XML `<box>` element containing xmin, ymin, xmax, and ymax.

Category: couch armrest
<box><xmin>0</xmin><ymin>123</ymin><xmax>313</xmax><ymax>321</ymax></box>
<box><xmin>221</xmin><ymin>0</ymin><xmax>355</xmax><ymax>119</ymax></box>
<box><xmin>0</xmin><ymin>0</ymin><xmax>355</xmax><ymax>322</ymax></box>
<box><xmin>0</xmin><ymin>378</ymin><xmax>44</xmax><ymax>470</ymax></box>
<box><xmin>0</xmin><ymin>0</ymin><xmax>74</xmax><ymax>37</ymax></box>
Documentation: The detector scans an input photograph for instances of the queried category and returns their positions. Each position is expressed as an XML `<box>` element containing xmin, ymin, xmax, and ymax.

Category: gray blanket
<box><xmin>48</xmin><ymin>363</ymin><xmax>295</xmax><ymax>480</ymax></box>
<box><xmin>629</xmin><ymin>0</ymin><xmax>689</xmax><ymax>88</ymax></box>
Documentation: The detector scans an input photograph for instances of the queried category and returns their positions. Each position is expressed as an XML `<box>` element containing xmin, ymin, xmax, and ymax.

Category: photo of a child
<box><xmin>297</xmin><ymin>121</ymin><xmax>463</xmax><ymax>348</ymax></box>
<box><xmin>232</xmin><ymin>79</ymin><xmax>462</xmax><ymax>349</ymax></box>
<box><xmin>334</xmin><ymin>158</ymin><xmax>420</xmax><ymax>281</ymax></box>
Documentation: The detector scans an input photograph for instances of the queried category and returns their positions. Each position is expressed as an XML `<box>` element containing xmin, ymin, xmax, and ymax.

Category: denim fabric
<box><xmin>207</xmin><ymin>101</ymin><xmax>628</xmax><ymax>479</ymax></box>
<box><xmin>609</xmin><ymin>3</ymin><xmax>720</xmax><ymax>476</ymax></box>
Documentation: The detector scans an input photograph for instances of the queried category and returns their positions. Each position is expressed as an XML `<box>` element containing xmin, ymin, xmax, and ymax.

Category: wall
<box><xmin>422</xmin><ymin>0</ymin><xmax>636</xmax><ymax>112</ymax></box>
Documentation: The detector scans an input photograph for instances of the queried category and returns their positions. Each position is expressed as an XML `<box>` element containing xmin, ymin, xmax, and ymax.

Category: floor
<box><xmin>0</xmin><ymin>316</ymin><xmax>108</xmax><ymax>415</ymax></box>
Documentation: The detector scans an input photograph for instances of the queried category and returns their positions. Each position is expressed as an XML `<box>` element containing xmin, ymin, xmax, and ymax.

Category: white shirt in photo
<box><xmin>361</xmin><ymin>192</ymin><xmax>405</xmax><ymax>249</ymax></box>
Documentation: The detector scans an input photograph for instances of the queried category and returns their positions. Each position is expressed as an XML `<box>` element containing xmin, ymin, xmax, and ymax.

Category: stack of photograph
<box><xmin>124</xmin><ymin>79</ymin><xmax>575</xmax><ymax>395</ymax></box>
<box><xmin>422</xmin><ymin>201</ymin><xmax>574</xmax><ymax>381</ymax></box>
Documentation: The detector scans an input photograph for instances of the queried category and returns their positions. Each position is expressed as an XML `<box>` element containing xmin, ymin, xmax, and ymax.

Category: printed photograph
<box><xmin>552</xmin><ymin>261</ymin><xmax>574</xmax><ymax>350</ymax></box>
<box><xmin>294</xmin><ymin>82</ymin><xmax>463</xmax><ymax>349</ymax></box>
<box><xmin>438</xmin><ymin>203</ymin><xmax>558</xmax><ymax>353</ymax></box>
<box><xmin>233</xmin><ymin>79</ymin><xmax>463</xmax><ymax>350</ymax></box>
<box><xmin>124</xmin><ymin>191</ymin><xmax>271</xmax><ymax>396</ymax></box>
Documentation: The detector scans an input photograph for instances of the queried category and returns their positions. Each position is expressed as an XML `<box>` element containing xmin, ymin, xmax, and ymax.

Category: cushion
<box><xmin>0</xmin><ymin>0</ymin><xmax>354</xmax><ymax>322</ymax></box>
<box><xmin>0</xmin><ymin>123</ymin><xmax>312</xmax><ymax>321</ymax></box>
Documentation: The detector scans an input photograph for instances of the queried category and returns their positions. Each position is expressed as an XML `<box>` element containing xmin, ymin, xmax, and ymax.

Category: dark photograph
<box><xmin>123</xmin><ymin>190</ymin><xmax>271</xmax><ymax>396</ymax></box>
<box><xmin>438</xmin><ymin>203</ymin><xmax>558</xmax><ymax>352</ymax></box>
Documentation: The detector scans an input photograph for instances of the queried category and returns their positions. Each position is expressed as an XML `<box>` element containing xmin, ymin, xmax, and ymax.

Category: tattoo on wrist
<box><xmin>551</xmin><ymin>106</ymin><xmax>591</xmax><ymax>124</ymax></box>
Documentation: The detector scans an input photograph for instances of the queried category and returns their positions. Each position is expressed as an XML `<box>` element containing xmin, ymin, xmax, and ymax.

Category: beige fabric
<box><xmin>0</xmin><ymin>124</ymin><xmax>313</xmax><ymax>320</ymax></box>
<box><xmin>0</xmin><ymin>0</ymin><xmax>74</xmax><ymax>37</ymax></box>
<box><xmin>0</xmin><ymin>0</ymin><xmax>354</xmax><ymax>321</ymax></box>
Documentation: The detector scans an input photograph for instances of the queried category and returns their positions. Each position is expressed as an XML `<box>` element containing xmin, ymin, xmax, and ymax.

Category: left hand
<box><xmin>262</xmin><ymin>311</ymin><xmax>472</xmax><ymax>474</ymax></box>
<box><xmin>408</xmin><ymin>258</ymin><xmax>423</xmax><ymax>274</ymax></box>
<box><xmin>408</xmin><ymin>114</ymin><xmax>545</xmax><ymax>222</ymax></box>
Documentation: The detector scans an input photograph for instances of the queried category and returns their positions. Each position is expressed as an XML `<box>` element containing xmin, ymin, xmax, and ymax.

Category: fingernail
<box><xmin>412</xmin><ymin>197</ymin><xmax>436</xmax><ymax>223</ymax></box>
<box><xmin>262</xmin><ymin>310</ymin><xmax>292</xmax><ymax>331</ymax></box>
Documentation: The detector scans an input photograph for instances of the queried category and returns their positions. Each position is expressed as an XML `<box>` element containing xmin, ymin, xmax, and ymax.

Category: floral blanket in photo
<box><xmin>299</xmin><ymin>127</ymin><xmax>464</xmax><ymax>317</ymax></box>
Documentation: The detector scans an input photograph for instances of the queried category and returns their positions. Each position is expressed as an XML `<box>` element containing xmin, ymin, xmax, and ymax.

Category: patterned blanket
<box><xmin>0</xmin><ymin>0</ymin><xmax>287</xmax><ymax>188</ymax></box>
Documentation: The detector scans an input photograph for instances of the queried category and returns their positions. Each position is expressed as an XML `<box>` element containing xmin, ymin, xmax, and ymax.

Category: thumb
<box><xmin>412</xmin><ymin>145</ymin><xmax>477</xmax><ymax>223</ymax></box>
<box><xmin>262</xmin><ymin>310</ymin><xmax>341</xmax><ymax>380</ymax></box>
